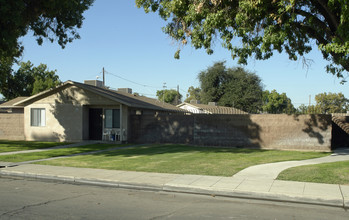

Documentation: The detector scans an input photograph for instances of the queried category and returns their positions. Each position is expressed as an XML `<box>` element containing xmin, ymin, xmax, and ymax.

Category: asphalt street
<box><xmin>0</xmin><ymin>177</ymin><xmax>348</xmax><ymax>220</ymax></box>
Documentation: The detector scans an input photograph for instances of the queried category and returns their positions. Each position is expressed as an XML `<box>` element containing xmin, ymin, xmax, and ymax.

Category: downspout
<box><xmin>120</xmin><ymin>104</ymin><xmax>123</xmax><ymax>142</ymax></box>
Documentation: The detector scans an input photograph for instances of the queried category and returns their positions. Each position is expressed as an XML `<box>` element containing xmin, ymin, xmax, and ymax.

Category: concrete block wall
<box><xmin>131</xmin><ymin>114</ymin><xmax>194</xmax><ymax>144</ymax></box>
<box><xmin>195</xmin><ymin>114</ymin><xmax>332</xmax><ymax>151</ymax></box>
<box><xmin>0</xmin><ymin>113</ymin><xmax>25</xmax><ymax>140</ymax></box>
<box><xmin>130</xmin><ymin>114</ymin><xmax>332</xmax><ymax>151</ymax></box>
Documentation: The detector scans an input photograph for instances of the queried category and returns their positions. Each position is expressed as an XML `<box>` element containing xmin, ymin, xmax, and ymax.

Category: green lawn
<box><xmin>37</xmin><ymin>144</ymin><xmax>330</xmax><ymax>176</ymax></box>
<box><xmin>0</xmin><ymin>140</ymin><xmax>69</xmax><ymax>153</ymax></box>
<box><xmin>277</xmin><ymin>160</ymin><xmax>349</xmax><ymax>185</ymax></box>
<box><xmin>0</xmin><ymin>144</ymin><xmax>130</xmax><ymax>162</ymax></box>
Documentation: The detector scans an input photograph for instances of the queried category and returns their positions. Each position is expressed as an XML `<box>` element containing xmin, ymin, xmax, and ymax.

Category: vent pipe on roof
<box><xmin>103</xmin><ymin>67</ymin><xmax>105</xmax><ymax>86</ymax></box>
<box><xmin>118</xmin><ymin>88</ymin><xmax>132</xmax><ymax>94</ymax></box>
<box><xmin>84</xmin><ymin>80</ymin><xmax>104</xmax><ymax>87</ymax></box>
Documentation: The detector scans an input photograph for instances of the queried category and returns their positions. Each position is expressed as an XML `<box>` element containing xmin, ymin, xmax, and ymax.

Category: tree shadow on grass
<box><xmin>91</xmin><ymin>144</ymin><xmax>270</xmax><ymax>159</ymax></box>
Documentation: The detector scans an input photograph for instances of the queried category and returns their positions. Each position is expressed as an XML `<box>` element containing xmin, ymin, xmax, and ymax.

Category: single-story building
<box><xmin>177</xmin><ymin>100</ymin><xmax>247</xmax><ymax>114</ymax></box>
<box><xmin>0</xmin><ymin>96</ymin><xmax>28</xmax><ymax>113</ymax></box>
<box><xmin>1</xmin><ymin>80</ymin><xmax>186</xmax><ymax>142</ymax></box>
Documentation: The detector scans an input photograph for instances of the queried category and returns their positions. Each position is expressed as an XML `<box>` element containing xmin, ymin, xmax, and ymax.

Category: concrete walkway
<box><xmin>0</xmin><ymin>142</ymin><xmax>95</xmax><ymax>156</ymax></box>
<box><xmin>0</xmin><ymin>147</ymin><xmax>349</xmax><ymax>208</ymax></box>
<box><xmin>233</xmin><ymin>148</ymin><xmax>349</xmax><ymax>180</ymax></box>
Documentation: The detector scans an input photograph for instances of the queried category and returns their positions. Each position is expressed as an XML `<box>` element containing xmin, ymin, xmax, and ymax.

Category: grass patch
<box><xmin>277</xmin><ymin>161</ymin><xmax>349</xmax><ymax>185</ymax></box>
<box><xmin>37</xmin><ymin>144</ymin><xmax>330</xmax><ymax>176</ymax></box>
<box><xmin>0</xmin><ymin>144</ymin><xmax>130</xmax><ymax>162</ymax></box>
<box><xmin>0</xmin><ymin>140</ymin><xmax>69</xmax><ymax>153</ymax></box>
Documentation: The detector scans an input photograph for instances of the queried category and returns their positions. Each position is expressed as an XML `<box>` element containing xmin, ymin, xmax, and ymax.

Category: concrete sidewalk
<box><xmin>1</xmin><ymin>163</ymin><xmax>348</xmax><ymax>208</ymax></box>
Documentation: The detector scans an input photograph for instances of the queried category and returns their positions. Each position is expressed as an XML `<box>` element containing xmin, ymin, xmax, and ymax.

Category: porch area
<box><xmin>85</xmin><ymin>104</ymin><xmax>128</xmax><ymax>143</ymax></box>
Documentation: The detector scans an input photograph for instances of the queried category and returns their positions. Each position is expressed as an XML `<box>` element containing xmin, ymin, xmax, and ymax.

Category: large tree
<box><xmin>156</xmin><ymin>89</ymin><xmax>182</xmax><ymax>104</ymax></box>
<box><xmin>297</xmin><ymin>92</ymin><xmax>348</xmax><ymax>114</ymax></box>
<box><xmin>0</xmin><ymin>0</ymin><xmax>93</xmax><ymax>91</ymax></box>
<box><xmin>184</xmin><ymin>86</ymin><xmax>201</xmax><ymax>103</ymax></box>
<box><xmin>0</xmin><ymin>0</ymin><xmax>94</xmax><ymax>60</ymax></box>
<box><xmin>199</xmin><ymin>62</ymin><xmax>263</xmax><ymax>113</ymax></box>
<box><xmin>315</xmin><ymin>92</ymin><xmax>348</xmax><ymax>114</ymax></box>
<box><xmin>136</xmin><ymin>0</ymin><xmax>349</xmax><ymax>81</ymax></box>
<box><xmin>262</xmin><ymin>90</ymin><xmax>295</xmax><ymax>114</ymax></box>
<box><xmin>0</xmin><ymin>61</ymin><xmax>61</xmax><ymax>100</ymax></box>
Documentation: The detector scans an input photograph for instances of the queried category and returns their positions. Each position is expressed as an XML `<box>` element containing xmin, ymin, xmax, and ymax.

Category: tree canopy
<box><xmin>136</xmin><ymin>0</ymin><xmax>349</xmax><ymax>81</ymax></box>
<box><xmin>156</xmin><ymin>89</ymin><xmax>182</xmax><ymax>104</ymax></box>
<box><xmin>315</xmin><ymin>92</ymin><xmax>348</xmax><ymax>113</ymax></box>
<box><xmin>262</xmin><ymin>90</ymin><xmax>295</xmax><ymax>114</ymax></box>
<box><xmin>198</xmin><ymin>62</ymin><xmax>263</xmax><ymax>113</ymax></box>
<box><xmin>0</xmin><ymin>0</ymin><xmax>94</xmax><ymax>60</ymax></box>
<box><xmin>297</xmin><ymin>92</ymin><xmax>348</xmax><ymax>114</ymax></box>
<box><xmin>184</xmin><ymin>86</ymin><xmax>201</xmax><ymax>103</ymax></box>
<box><xmin>0</xmin><ymin>61</ymin><xmax>61</xmax><ymax>100</ymax></box>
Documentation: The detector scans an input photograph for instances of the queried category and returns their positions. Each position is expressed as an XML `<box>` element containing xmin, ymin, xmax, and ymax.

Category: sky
<box><xmin>14</xmin><ymin>0</ymin><xmax>348</xmax><ymax>107</ymax></box>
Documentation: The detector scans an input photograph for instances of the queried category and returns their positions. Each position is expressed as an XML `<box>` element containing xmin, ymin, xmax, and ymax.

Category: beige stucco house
<box><xmin>5</xmin><ymin>80</ymin><xmax>185</xmax><ymax>142</ymax></box>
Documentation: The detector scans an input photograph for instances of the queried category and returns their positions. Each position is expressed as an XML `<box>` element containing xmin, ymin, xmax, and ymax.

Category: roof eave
<box><xmin>13</xmin><ymin>81</ymin><xmax>73</xmax><ymax>106</ymax></box>
<box><xmin>177</xmin><ymin>102</ymin><xmax>201</xmax><ymax>110</ymax></box>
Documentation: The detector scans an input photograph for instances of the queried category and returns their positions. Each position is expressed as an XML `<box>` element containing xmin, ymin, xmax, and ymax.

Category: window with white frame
<box><xmin>30</xmin><ymin>108</ymin><xmax>46</xmax><ymax>127</ymax></box>
<box><xmin>104</xmin><ymin>109</ymin><xmax>120</xmax><ymax>128</ymax></box>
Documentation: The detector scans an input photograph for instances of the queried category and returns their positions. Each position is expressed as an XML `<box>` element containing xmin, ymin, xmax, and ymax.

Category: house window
<box><xmin>31</xmin><ymin>108</ymin><xmax>46</xmax><ymax>127</ymax></box>
<box><xmin>104</xmin><ymin>109</ymin><xmax>120</xmax><ymax>128</ymax></box>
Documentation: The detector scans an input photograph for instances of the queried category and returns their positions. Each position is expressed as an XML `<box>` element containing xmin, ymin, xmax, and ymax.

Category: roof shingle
<box><xmin>11</xmin><ymin>81</ymin><xmax>186</xmax><ymax>112</ymax></box>
<box><xmin>177</xmin><ymin>102</ymin><xmax>248</xmax><ymax>114</ymax></box>
<box><xmin>0</xmin><ymin>96</ymin><xmax>29</xmax><ymax>108</ymax></box>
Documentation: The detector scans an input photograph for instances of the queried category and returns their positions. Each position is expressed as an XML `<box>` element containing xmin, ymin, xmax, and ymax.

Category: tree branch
<box><xmin>311</xmin><ymin>0</ymin><xmax>340</xmax><ymax>33</ymax></box>
<box><xmin>291</xmin><ymin>22</ymin><xmax>327</xmax><ymax>45</ymax></box>
<box><xmin>293</xmin><ymin>8</ymin><xmax>332</xmax><ymax>39</ymax></box>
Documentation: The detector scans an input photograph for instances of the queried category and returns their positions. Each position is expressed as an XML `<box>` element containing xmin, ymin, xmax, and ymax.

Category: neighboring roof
<box><xmin>177</xmin><ymin>102</ymin><xmax>248</xmax><ymax>114</ymax></box>
<box><xmin>0</xmin><ymin>96</ymin><xmax>29</xmax><ymax>108</ymax></box>
<box><xmin>13</xmin><ymin>81</ymin><xmax>186</xmax><ymax>112</ymax></box>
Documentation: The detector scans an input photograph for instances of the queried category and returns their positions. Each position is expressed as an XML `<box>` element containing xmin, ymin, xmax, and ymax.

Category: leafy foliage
<box><xmin>156</xmin><ymin>89</ymin><xmax>182</xmax><ymax>104</ymax></box>
<box><xmin>0</xmin><ymin>61</ymin><xmax>61</xmax><ymax>100</ymax></box>
<box><xmin>315</xmin><ymin>92</ymin><xmax>348</xmax><ymax>114</ymax></box>
<box><xmin>297</xmin><ymin>92</ymin><xmax>348</xmax><ymax>114</ymax></box>
<box><xmin>0</xmin><ymin>0</ymin><xmax>94</xmax><ymax>60</ymax></box>
<box><xmin>262</xmin><ymin>90</ymin><xmax>295</xmax><ymax>114</ymax></box>
<box><xmin>198</xmin><ymin>62</ymin><xmax>263</xmax><ymax>113</ymax></box>
<box><xmin>184</xmin><ymin>86</ymin><xmax>201</xmax><ymax>102</ymax></box>
<box><xmin>136</xmin><ymin>0</ymin><xmax>349</xmax><ymax>81</ymax></box>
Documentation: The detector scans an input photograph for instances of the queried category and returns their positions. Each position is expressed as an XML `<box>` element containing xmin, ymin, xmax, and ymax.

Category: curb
<box><xmin>0</xmin><ymin>170</ymin><xmax>346</xmax><ymax>209</ymax></box>
<box><xmin>163</xmin><ymin>185</ymin><xmax>345</xmax><ymax>208</ymax></box>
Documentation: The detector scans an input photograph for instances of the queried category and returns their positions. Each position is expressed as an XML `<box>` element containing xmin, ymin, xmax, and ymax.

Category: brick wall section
<box><xmin>130</xmin><ymin>114</ymin><xmax>332</xmax><ymax>151</ymax></box>
<box><xmin>0</xmin><ymin>113</ymin><xmax>25</xmax><ymax>140</ymax></box>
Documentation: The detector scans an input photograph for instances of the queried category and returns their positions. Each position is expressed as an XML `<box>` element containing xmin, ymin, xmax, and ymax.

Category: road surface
<box><xmin>0</xmin><ymin>177</ymin><xmax>348</xmax><ymax>219</ymax></box>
